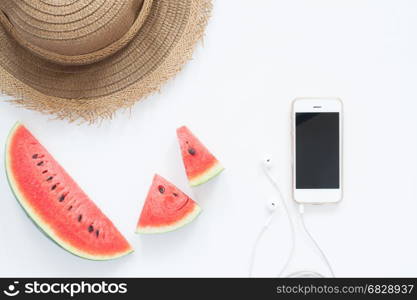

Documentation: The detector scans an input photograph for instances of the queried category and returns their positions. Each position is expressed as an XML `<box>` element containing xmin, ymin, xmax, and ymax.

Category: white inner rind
<box><xmin>136</xmin><ymin>204</ymin><xmax>201</xmax><ymax>234</ymax></box>
<box><xmin>189</xmin><ymin>161</ymin><xmax>224</xmax><ymax>187</ymax></box>
<box><xmin>5</xmin><ymin>123</ymin><xmax>133</xmax><ymax>261</ymax></box>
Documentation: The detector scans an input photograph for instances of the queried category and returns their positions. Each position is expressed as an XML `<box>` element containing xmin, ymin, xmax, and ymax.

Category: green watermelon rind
<box><xmin>5</xmin><ymin>122</ymin><xmax>133</xmax><ymax>261</ymax></box>
<box><xmin>136</xmin><ymin>204</ymin><xmax>201</xmax><ymax>234</ymax></box>
<box><xmin>189</xmin><ymin>161</ymin><xmax>224</xmax><ymax>187</ymax></box>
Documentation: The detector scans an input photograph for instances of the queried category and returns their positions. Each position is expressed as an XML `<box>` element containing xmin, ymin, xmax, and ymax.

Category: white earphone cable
<box><xmin>295</xmin><ymin>204</ymin><xmax>335</xmax><ymax>277</ymax></box>
<box><xmin>248</xmin><ymin>215</ymin><xmax>273</xmax><ymax>277</ymax></box>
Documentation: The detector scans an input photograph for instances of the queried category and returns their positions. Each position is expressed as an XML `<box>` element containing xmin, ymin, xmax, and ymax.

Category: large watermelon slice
<box><xmin>136</xmin><ymin>174</ymin><xmax>201</xmax><ymax>234</ymax></box>
<box><xmin>5</xmin><ymin>123</ymin><xmax>133</xmax><ymax>260</ymax></box>
<box><xmin>177</xmin><ymin>126</ymin><xmax>224</xmax><ymax>186</ymax></box>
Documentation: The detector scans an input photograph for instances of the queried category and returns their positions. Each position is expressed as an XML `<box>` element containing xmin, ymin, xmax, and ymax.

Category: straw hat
<box><xmin>0</xmin><ymin>0</ymin><xmax>211</xmax><ymax>122</ymax></box>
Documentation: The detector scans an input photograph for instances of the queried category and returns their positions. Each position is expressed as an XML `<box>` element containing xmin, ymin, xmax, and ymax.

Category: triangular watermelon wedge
<box><xmin>136</xmin><ymin>174</ymin><xmax>201</xmax><ymax>234</ymax></box>
<box><xmin>5</xmin><ymin>123</ymin><xmax>133</xmax><ymax>260</ymax></box>
<box><xmin>176</xmin><ymin>126</ymin><xmax>224</xmax><ymax>186</ymax></box>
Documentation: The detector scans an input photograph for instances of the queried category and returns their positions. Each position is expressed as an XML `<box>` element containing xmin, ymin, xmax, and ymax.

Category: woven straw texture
<box><xmin>0</xmin><ymin>0</ymin><xmax>212</xmax><ymax>123</ymax></box>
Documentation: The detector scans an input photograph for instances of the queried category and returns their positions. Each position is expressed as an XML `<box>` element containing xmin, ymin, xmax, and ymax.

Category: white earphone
<box><xmin>249</xmin><ymin>157</ymin><xmax>283</xmax><ymax>275</ymax></box>
<box><xmin>249</xmin><ymin>156</ymin><xmax>335</xmax><ymax>278</ymax></box>
<box><xmin>266</xmin><ymin>197</ymin><xmax>277</xmax><ymax>212</ymax></box>
<box><xmin>262</xmin><ymin>157</ymin><xmax>281</xmax><ymax>213</ymax></box>
<box><xmin>263</xmin><ymin>157</ymin><xmax>273</xmax><ymax>169</ymax></box>
<box><xmin>262</xmin><ymin>159</ymin><xmax>279</xmax><ymax>236</ymax></box>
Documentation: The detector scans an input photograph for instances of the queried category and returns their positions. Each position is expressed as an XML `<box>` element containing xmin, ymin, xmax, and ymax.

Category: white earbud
<box><xmin>266</xmin><ymin>197</ymin><xmax>278</xmax><ymax>212</ymax></box>
<box><xmin>263</xmin><ymin>157</ymin><xmax>273</xmax><ymax>170</ymax></box>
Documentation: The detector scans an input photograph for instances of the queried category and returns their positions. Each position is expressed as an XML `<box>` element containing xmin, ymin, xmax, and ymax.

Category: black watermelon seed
<box><xmin>42</xmin><ymin>170</ymin><xmax>48</xmax><ymax>174</ymax></box>
<box><xmin>37</xmin><ymin>161</ymin><xmax>44</xmax><ymax>166</ymax></box>
<box><xmin>188</xmin><ymin>148</ymin><xmax>196</xmax><ymax>155</ymax></box>
<box><xmin>68</xmin><ymin>206</ymin><xmax>73</xmax><ymax>211</ymax></box>
<box><xmin>51</xmin><ymin>184</ymin><xmax>57</xmax><ymax>190</ymax></box>
<box><xmin>95</xmin><ymin>230</ymin><xmax>99</xmax><ymax>237</ymax></box>
<box><xmin>173</xmin><ymin>193</ymin><xmax>178</xmax><ymax>197</ymax></box>
<box><xmin>59</xmin><ymin>194</ymin><xmax>66</xmax><ymax>202</ymax></box>
<box><xmin>78</xmin><ymin>215</ymin><xmax>82</xmax><ymax>222</ymax></box>
<box><xmin>88</xmin><ymin>225</ymin><xmax>94</xmax><ymax>233</ymax></box>
<box><xmin>158</xmin><ymin>185</ymin><xmax>165</xmax><ymax>194</ymax></box>
<box><xmin>46</xmin><ymin>176</ymin><xmax>53</xmax><ymax>181</ymax></box>
<box><xmin>32</xmin><ymin>154</ymin><xmax>38</xmax><ymax>159</ymax></box>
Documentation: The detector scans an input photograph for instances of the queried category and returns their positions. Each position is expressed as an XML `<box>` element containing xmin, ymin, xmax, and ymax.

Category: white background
<box><xmin>0</xmin><ymin>0</ymin><xmax>416</xmax><ymax>277</ymax></box>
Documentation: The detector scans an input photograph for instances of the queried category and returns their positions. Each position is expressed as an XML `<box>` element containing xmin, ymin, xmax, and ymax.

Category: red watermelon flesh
<box><xmin>136</xmin><ymin>174</ymin><xmax>201</xmax><ymax>234</ymax></box>
<box><xmin>177</xmin><ymin>126</ymin><xmax>224</xmax><ymax>186</ymax></box>
<box><xmin>5</xmin><ymin>123</ymin><xmax>133</xmax><ymax>260</ymax></box>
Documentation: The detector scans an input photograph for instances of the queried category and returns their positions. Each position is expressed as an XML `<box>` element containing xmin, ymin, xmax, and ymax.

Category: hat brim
<box><xmin>0</xmin><ymin>0</ymin><xmax>212</xmax><ymax>123</ymax></box>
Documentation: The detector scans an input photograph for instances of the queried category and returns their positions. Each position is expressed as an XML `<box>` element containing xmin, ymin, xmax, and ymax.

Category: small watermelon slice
<box><xmin>176</xmin><ymin>126</ymin><xmax>224</xmax><ymax>186</ymax></box>
<box><xmin>136</xmin><ymin>174</ymin><xmax>201</xmax><ymax>234</ymax></box>
<box><xmin>5</xmin><ymin>123</ymin><xmax>133</xmax><ymax>260</ymax></box>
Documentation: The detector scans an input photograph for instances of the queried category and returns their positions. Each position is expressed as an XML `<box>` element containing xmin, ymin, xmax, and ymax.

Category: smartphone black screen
<box><xmin>296</xmin><ymin>112</ymin><xmax>340</xmax><ymax>189</ymax></box>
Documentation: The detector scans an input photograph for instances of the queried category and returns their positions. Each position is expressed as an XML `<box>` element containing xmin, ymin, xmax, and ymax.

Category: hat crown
<box><xmin>0</xmin><ymin>0</ymin><xmax>148</xmax><ymax>64</ymax></box>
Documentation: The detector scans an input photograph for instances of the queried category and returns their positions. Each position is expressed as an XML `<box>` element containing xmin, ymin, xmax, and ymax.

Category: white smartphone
<box><xmin>292</xmin><ymin>97</ymin><xmax>343</xmax><ymax>204</ymax></box>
